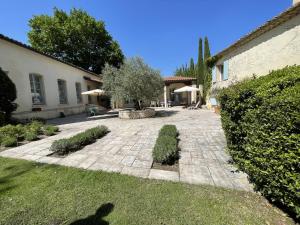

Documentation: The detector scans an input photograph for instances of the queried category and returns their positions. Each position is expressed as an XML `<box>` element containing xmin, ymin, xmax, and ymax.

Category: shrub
<box><xmin>153</xmin><ymin>125</ymin><xmax>178</xmax><ymax>164</ymax></box>
<box><xmin>50</xmin><ymin>126</ymin><xmax>108</xmax><ymax>155</ymax></box>
<box><xmin>159</xmin><ymin>125</ymin><xmax>177</xmax><ymax>137</ymax></box>
<box><xmin>24</xmin><ymin>132</ymin><xmax>38</xmax><ymax>141</ymax></box>
<box><xmin>1</xmin><ymin>136</ymin><xmax>17</xmax><ymax>147</ymax></box>
<box><xmin>0</xmin><ymin>67</ymin><xmax>17</xmax><ymax>123</ymax></box>
<box><xmin>27</xmin><ymin>121</ymin><xmax>43</xmax><ymax>134</ymax></box>
<box><xmin>153</xmin><ymin>136</ymin><xmax>178</xmax><ymax>164</ymax></box>
<box><xmin>0</xmin><ymin>124</ymin><xmax>25</xmax><ymax>141</ymax></box>
<box><xmin>43</xmin><ymin>125</ymin><xmax>59</xmax><ymax>136</ymax></box>
<box><xmin>218</xmin><ymin>66</ymin><xmax>300</xmax><ymax>218</ymax></box>
<box><xmin>85</xmin><ymin>126</ymin><xmax>108</xmax><ymax>139</ymax></box>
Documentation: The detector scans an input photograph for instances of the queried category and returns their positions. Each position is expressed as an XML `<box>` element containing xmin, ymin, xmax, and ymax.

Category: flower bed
<box><xmin>119</xmin><ymin>108</ymin><xmax>155</xmax><ymax>119</ymax></box>
<box><xmin>50</xmin><ymin>126</ymin><xmax>109</xmax><ymax>155</ymax></box>
<box><xmin>0</xmin><ymin>121</ymin><xmax>59</xmax><ymax>148</ymax></box>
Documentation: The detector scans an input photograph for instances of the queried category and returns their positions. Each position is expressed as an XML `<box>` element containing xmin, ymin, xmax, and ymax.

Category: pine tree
<box><xmin>197</xmin><ymin>38</ymin><xmax>204</xmax><ymax>85</ymax></box>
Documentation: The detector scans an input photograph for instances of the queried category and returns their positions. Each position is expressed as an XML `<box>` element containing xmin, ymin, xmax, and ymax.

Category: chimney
<box><xmin>293</xmin><ymin>0</ymin><xmax>300</xmax><ymax>5</ymax></box>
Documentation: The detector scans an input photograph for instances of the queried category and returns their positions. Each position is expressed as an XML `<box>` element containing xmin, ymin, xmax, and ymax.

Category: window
<box><xmin>212</xmin><ymin>67</ymin><xmax>216</xmax><ymax>83</ymax></box>
<box><xmin>29</xmin><ymin>73</ymin><xmax>45</xmax><ymax>105</ymax></box>
<box><xmin>87</xmin><ymin>85</ymin><xmax>92</xmax><ymax>104</ymax></box>
<box><xmin>57</xmin><ymin>79</ymin><xmax>68</xmax><ymax>104</ymax></box>
<box><xmin>75</xmin><ymin>82</ymin><xmax>82</xmax><ymax>104</ymax></box>
<box><xmin>218</xmin><ymin>64</ymin><xmax>224</xmax><ymax>81</ymax></box>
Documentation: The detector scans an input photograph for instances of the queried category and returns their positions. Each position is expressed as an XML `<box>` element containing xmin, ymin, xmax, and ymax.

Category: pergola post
<box><xmin>164</xmin><ymin>85</ymin><xmax>168</xmax><ymax>108</ymax></box>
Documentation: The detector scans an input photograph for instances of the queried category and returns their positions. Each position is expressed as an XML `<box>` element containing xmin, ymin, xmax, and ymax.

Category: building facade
<box><xmin>211</xmin><ymin>2</ymin><xmax>300</xmax><ymax>93</ymax></box>
<box><xmin>0</xmin><ymin>34</ymin><xmax>103</xmax><ymax>119</ymax></box>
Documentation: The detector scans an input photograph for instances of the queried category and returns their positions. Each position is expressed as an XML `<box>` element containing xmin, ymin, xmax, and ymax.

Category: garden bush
<box><xmin>153</xmin><ymin>124</ymin><xmax>178</xmax><ymax>164</ymax></box>
<box><xmin>43</xmin><ymin>125</ymin><xmax>59</xmax><ymax>136</ymax></box>
<box><xmin>159</xmin><ymin>125</ymin><xmax>178</xmax><ymax>138</ymax></box>
<box><xmin>0</xmin><ymin>122</ymin><xmax>59</xmax><ymax>146</ymax></box>
<box><xmin>50</xmin><ymin>126</ymin><xmax>108</xmax><ymax>155</ymax></box>
<box><xmin>24</xmin><ymin>132</ymin><xmax>38</xmax><ymax>141</ymax></box>
<box><xmin>0</xmin><ymin>124</ymin><xmax>25</xmax><ymax>141</ymax></box>
<box><xmin>1</xmin><ymin>136</ymin><xmax>17</xmax><ymax>147</ymax></box>
<box><xmin>217</xmin><ymin>65</ymin><xmax>300</xmax><ymax>218</ymax></box>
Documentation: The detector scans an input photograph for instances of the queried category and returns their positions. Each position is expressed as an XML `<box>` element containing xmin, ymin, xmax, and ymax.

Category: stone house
<box><xmin>210</xmin><ymin>0</ymin><xmax>300</xmax><ymax>103</ymax></box>
<box><xmin>0</xmin><ymin>34</ymin><xmax>104</xmax><ymax>119</ymax></box>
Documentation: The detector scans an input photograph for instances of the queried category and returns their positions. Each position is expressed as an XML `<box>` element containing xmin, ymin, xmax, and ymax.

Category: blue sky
<box><xmin>0</xmin><ymin>0</ymin><xmax>292</xmax><ymax>76</ymax></box>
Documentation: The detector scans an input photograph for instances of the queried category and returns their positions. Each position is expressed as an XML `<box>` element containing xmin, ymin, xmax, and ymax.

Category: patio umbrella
<box><xmin>174</xmin><ymin>86</ymin><xmax>200</xmax><ymax>92</ymax></box>
<box><xmin>81</xmin><ymin>89</ymin><xmax>105</xmax><ymax>96</ymax></box>
<box><xmin>174</xmin><ymin>86</ymin><xmax>200</xmax><ymax>105</ymax></box>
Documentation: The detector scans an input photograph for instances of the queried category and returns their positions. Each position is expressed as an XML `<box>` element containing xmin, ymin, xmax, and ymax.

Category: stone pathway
<box><xmin>0</xmin><ymin>108</ymin><xmax>253</xmax><ymax>191</ymax></box>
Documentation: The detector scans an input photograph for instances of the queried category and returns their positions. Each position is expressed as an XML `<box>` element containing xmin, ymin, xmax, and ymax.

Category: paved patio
<box><xmin>0</xmin><ymin>108</ymin><xmax>252</xmax><ymax>191</ymax></box>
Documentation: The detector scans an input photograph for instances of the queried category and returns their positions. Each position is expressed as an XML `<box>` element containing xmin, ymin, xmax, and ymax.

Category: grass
<box><xmin>0</xmin><ymin>157</ymin><xmax>295</xmax><ymax>225</ymax></box>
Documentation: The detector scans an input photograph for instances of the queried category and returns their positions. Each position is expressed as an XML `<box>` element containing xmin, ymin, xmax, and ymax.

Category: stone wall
<box><xmin>119</xmin><ymin>108</ymin><xmax>156</xmax><ymax>119</ymax></box>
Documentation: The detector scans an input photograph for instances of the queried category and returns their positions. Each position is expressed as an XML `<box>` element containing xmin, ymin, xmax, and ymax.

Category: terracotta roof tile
<box><xmin>164</xmin><ymin>76</ymin><xmax>197</xmax><ymax>82</ymax></box>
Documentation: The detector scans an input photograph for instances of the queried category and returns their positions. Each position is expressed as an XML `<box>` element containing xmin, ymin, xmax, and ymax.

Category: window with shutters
<box><xmin>57</xmin><ymin>79</ymin><xmax>68</xmax><ymax>104</ymax></box>
<box><xmin>29</xmin><ymin>73</ymin><xmax>46</xmax><ymax>105</ymax></box>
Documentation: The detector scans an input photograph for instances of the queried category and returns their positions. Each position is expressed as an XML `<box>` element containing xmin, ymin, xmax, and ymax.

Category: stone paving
<box><xmin>0</xmin><ymin>108</ymin><xmax>253</xmax><ymax>191</ymax></box>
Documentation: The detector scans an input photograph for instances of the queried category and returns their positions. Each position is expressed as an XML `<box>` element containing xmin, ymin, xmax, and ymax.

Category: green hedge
<box><xmin>153</xmin><ymin>125</ymin><xmax>178</xmax><ymax>164</ymax></box>
<box><xmin>218</xmin><ymin>66</ymin><xmax>300</xmax><ymax>218</ymax></box>
<box><xmin>50</xmin><ymin>126</ymin><xmax>109</xmax><ymax>155</ymax></box>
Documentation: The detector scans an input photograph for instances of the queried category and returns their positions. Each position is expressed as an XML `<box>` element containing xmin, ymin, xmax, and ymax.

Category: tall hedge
<box><xmin>218</xmin><ymin>66</ymin><xmax>300</xmax><ymax>218</ymax></box>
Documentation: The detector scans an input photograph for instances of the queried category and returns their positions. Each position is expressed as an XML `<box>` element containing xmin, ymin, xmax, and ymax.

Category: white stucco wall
<box><xmin>0</xmin><ymin>38</ymin><xmax>102</xmax><ymax>119</ymax></box>
<box><xmin>213</xmin><ymin>14</ymin><xmax>300</xmax><ymax>90</ymax></box>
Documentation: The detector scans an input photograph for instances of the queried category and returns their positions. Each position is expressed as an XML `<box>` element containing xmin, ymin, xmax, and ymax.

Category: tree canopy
<box><xmin>102</xmin><ymin>57</ymin><xmax>164</xmax><ymax>110</ymax></box>
<box><xmin>28</xmin><ymin>8</ymin><xmax>124</xmax><ymax>74</ymax></box>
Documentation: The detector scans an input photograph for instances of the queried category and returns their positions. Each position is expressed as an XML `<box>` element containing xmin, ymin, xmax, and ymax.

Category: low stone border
<box><xmin>119</xmin><ymin>108</ymin><xmax>156</xmax><ymax>119</ymax></box>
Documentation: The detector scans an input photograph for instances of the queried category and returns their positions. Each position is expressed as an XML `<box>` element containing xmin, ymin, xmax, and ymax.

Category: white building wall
<box><xmin>0</xmin><ymin>38</ymin><xmax>101</xmax><ymax>119</ymax></box>
<box><xmin>213</xmin><ymin>14</ymin><xmax>300</xmax><ymax>90</ymax></box>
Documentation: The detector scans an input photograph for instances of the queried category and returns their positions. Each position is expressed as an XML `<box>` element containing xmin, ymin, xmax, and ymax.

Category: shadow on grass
<box><xmin>69</xmin><ymin>203</ymin><xmax>114</xmax><ymax>225</ymax></box>
<box><xmin>0</xmin><ymin>163</ymin><xmax>37</xmax><ymax>194</ymax></box>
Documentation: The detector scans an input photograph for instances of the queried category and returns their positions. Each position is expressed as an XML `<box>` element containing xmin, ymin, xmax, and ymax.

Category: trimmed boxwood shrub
<box><xmin>153</xmin><ymin>124</ymin><xmax>178</xmax><ymax>164</ymax></box>
<box><xmin>159</xmin><ymin>124</ymin><xmax>178</xmax><ymax>138</ymax></box>
<box><xmin>50</xmin><ymin>125</ymin><xmax>108</xmax><ymax>155</ymax></box>
<box><xmin>218</xmin><ymin>66</ymin><xmax>300</xmax><ymax>218</ymax></box>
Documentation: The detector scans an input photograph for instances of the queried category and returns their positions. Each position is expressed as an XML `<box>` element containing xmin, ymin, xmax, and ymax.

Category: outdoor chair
<box><xmin>86</xmin><ymin>104</ymin><xmax>106</xmax><ymax>116</ymax></box>
<box><xmin>188</xmin><ymin>100</ymin><xmax>201</xmax><ymax>110</ymax></box>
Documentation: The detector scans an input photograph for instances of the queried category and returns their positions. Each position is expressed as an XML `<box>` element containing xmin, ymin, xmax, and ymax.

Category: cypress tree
<box><xmin>189</xmin><ymin>58</ymin><xmax>195</xmax><ymax>77</ymax></box>
<box><xmin>197</xmin><ymin>38</ymin><xmax>204</xmax><ymax>85</ymax></box>
<box><xmin>203</xmin><ymin>37</ymin><xmax>212</xmax><ymax>103</ymax></box>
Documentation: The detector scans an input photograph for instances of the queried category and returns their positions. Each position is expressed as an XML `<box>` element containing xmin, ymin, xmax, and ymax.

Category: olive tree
<box><xmin>102</xmin><ymin>57</ymin><xmax>164</xmax><ymax>110</ymax></box>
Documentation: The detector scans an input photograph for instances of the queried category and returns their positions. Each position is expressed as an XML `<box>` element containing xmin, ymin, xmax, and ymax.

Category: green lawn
<box><xmin>0</xmin><ymin>157</ymin><xmax>294</xmax><ymax>225</ymax></box>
